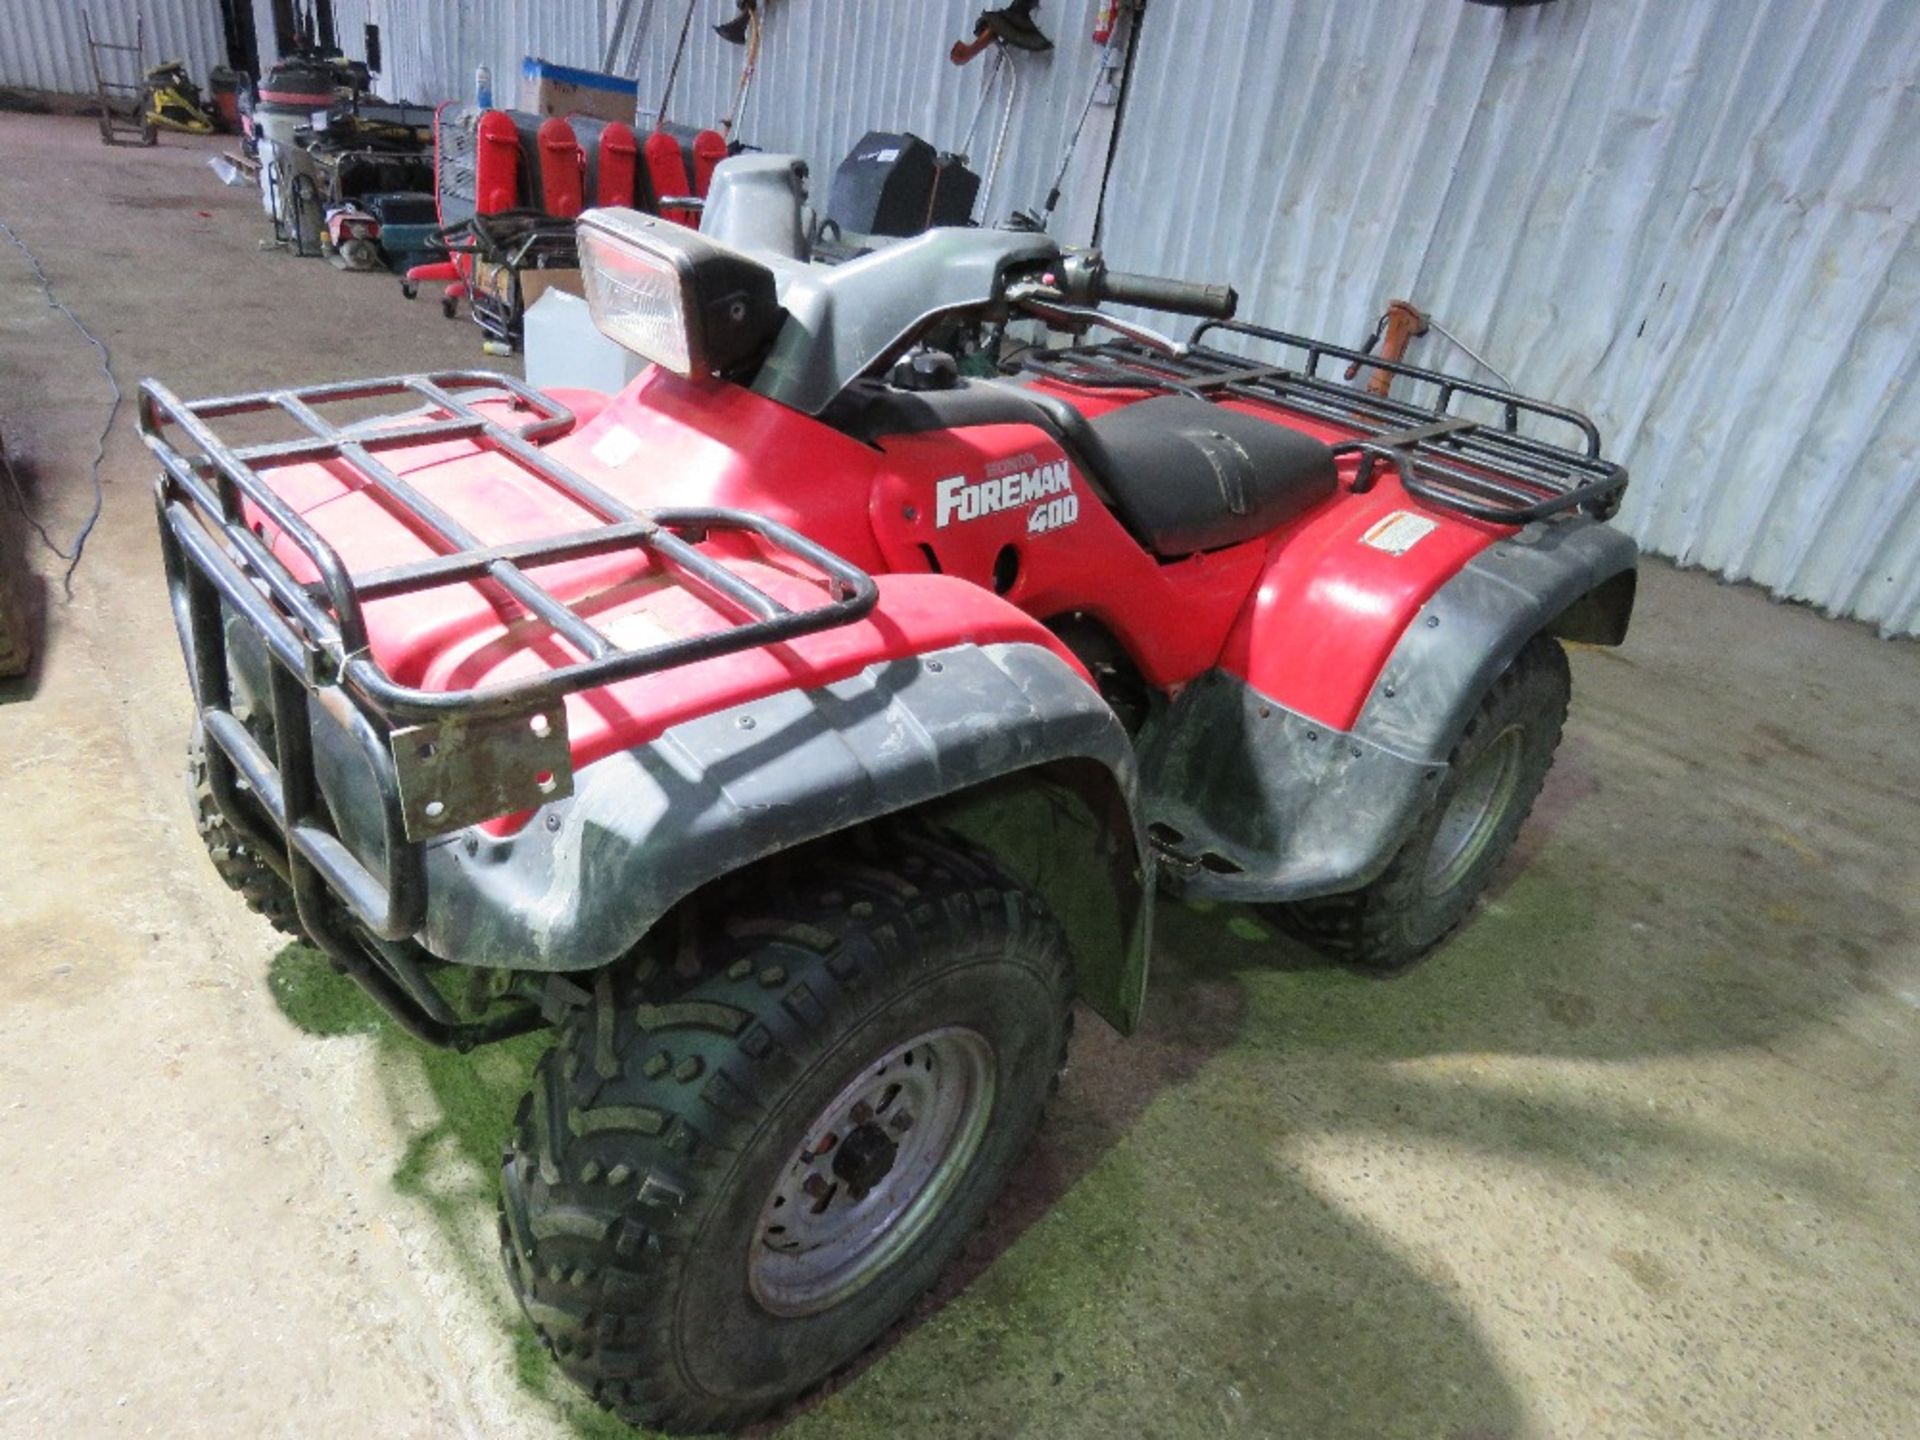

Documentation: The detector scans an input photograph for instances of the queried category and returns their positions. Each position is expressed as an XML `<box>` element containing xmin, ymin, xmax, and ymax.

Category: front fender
<box><xmin>1143</xmin><ymin>518</ymin><xmax>1636</xmax><ymax>902</ymax></box>
<box><xmin>414</xmin><ymin>640</ymin><xmax>1154</xmax><ymax>1031</ymax></box>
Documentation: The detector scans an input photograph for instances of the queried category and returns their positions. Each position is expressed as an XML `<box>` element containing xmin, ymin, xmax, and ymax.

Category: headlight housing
<box><xmin>576</xmin><ymin>207</ymin><xmax>783</xmax><ymax>379</ymax></box>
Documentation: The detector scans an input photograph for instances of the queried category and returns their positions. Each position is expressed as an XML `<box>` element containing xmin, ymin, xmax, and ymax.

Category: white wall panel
<box><xmin>302</xmin><ymin>0</ymin><xmax>609</xmax><ymax>107</ymax></box>
<box><xmin>1103</xmin><ymin>0</ymin><xmax>1920</xmax><ymax>636</ymax></box>
<box><xmin>1</xmin><ymin>0</ymin><xmax>228</xmax><ymax>98</ymax></box>
<box><xmin>620</xmin><ymin>0</ymin><xmax>1126</xmax><ymax>243</ymax></box>
<box><xmin>17</xmin><ymin>0</ymin><xmax>1913</xmax><ymax>634</ymax></box>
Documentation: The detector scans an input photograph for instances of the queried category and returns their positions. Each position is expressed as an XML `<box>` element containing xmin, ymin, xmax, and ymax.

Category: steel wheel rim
<box><xmin>1424</xmin><ymin>724</ymin><xmax>1525</xmax><ymax>896</ymax></box>
<box><xmin>748</xmin><ymin>1026</ymin><xmax>997</xmax><ymax>1318</ymax></box>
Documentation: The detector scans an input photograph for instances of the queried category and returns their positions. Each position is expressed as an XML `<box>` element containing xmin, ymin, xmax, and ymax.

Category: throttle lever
<box><xmin>1013</xmin><ymin>294</ymin><xmax>1188</xmax><ymax>357</ymax></box>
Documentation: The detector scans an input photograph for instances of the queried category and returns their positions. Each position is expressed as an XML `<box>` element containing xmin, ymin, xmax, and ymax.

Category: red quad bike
<box><xmin>138</xmin><ymin>154</ymin><xmax>1634</xmax><ymax>1431</ymax></box>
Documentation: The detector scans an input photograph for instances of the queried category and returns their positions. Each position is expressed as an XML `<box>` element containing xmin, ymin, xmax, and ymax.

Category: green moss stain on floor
<box><xmin>268</xmin><ymin>946</ymin><xmax>640</xmax><ymax>1438</ymax></box>
<box><xmin>262</xmin><ymin>861</ymin><xmax>1604</xmax><ymax>1438</ymax></box>
<box><xmin>267</xmin><ymin>944</ymin><xmax>386</xmax><ymax>1038</ymax></box>
<box><xmin>262</xmin><ymin>881</ymin><xmax>1539</xmax><ymax>1440</ymax></box>
<box><xmin>259</xmin><ymin>811</ymin><xmax>1898</xmax><ymax>1438</ymax></box>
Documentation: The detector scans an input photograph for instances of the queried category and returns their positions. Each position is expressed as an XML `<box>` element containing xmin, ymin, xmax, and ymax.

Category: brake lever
<box><xmin>1012</xmin><ymin>293</ymin><xmax>1189</xmax><ymax>358</ymax></box>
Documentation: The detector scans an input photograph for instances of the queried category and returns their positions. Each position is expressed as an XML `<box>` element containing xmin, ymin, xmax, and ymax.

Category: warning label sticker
<box><xmin>605</xmin><ymin>605</ymin><xmax>680</xmax><ymax>650</ymax></box>
<box><xmin>1360</xmin><ymin>510</ymin><xmax>1440</xmax><ymax>556</ymax></box>
<box><xmin>592</xmin><ymin>424</ymin><xmax>642</xmax><ymax>468</ymax></box>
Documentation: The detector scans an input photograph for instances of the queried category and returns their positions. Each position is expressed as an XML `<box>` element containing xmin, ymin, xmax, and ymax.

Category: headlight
<box><xmin>576</xmin><ymin>207</ymin><xmax>783</xmax><ymax>379</ymax></box>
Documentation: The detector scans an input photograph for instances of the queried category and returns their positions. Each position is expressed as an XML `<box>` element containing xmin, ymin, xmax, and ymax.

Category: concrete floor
<box><xmin>2</xmin><ymin>113</ymin><xmax>1918</xmax><ymax>1439</ymax></box>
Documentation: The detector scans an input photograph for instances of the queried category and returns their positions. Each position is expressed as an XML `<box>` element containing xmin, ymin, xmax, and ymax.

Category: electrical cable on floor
<box><xmin>0</xmin><ymin>215</ymin><xmax>119</xmax><ymax>596</ymax></box>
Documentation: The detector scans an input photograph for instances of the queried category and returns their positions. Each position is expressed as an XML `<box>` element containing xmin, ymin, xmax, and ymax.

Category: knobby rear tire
<box><xmin>1273</xmin><ymin>633</ymin><xmax>1571</xmax><ymax>971</ymax></box>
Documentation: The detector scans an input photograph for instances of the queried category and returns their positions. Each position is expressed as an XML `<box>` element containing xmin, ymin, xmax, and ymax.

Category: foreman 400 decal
<box><xmin>934</xmin><ymin>455</ymin><xmax>1081</xmax><ymax>535</ymax></box>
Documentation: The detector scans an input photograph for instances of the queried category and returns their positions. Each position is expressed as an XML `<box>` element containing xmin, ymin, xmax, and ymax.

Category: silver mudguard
<box><xmin>376</xmin><ymin>641</ymin><xmax>1154</xmax><ymax>1030</ymax></box>
<box><xmin>1141</xmin><ymin>518</ymin><xmax>1638</xmax><ymax>903</ymax></box>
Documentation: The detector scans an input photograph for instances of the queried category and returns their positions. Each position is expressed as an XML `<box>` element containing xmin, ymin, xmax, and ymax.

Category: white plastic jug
<box><xmin>523</xmin><ymin>289</ymin><xmax>648</xmax><ymax>395</ymax></box>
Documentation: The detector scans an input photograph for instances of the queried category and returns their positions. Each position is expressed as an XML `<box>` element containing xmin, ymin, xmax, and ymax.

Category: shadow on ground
<box><xmin>263</xmin><ymin>718</ymin><xmax>1903</xmax><ymax>1439</ymax></box>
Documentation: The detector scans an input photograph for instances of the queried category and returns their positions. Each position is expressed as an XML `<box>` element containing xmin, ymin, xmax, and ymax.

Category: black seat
<box><xmin>1078</xmin><ymin>395</ymin><xmax>1338</xmax><ymax>557</ymax></box>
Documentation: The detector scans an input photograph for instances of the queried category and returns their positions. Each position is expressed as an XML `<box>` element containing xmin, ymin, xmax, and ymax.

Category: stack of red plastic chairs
<box><xmin>407</xmin><ymin>107</ymin><xmax>724</xmax><ymax>312</ymax></box>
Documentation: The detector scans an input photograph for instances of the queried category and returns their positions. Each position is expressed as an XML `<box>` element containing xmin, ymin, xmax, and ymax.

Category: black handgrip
<box><xmin>1093</xmin><ymin>268</ymin><xmax>1239</xmax><ymax>319</ymax></box>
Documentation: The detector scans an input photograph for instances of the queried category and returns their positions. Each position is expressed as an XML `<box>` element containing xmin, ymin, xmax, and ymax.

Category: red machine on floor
<box><xmin>140</xmin><ymin>155</ymin><xmax>1635</xmax><ymax>1433</ymax></box>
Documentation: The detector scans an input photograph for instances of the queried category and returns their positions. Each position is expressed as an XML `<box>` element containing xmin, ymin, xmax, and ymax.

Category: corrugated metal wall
<box><xmin>0</xmin><ymin>0</ymin><xmax>228</xmax><ymax>98</ymax></box>
<box><xmin>12</xmin><ymin>0</ymin><xmax>1915</xmax><ymax>635</ymax></box>
<box><xmin>1101</xmin><ymin>0</ymin><xmax>1920</xmax><ymax>638</ymax></box>
<box><xmin>616</xmin><ymin>0</ymin><xmax>1122</xmax><ymax>242</ymax></box>
<box><xmin>527</xmin><ymin>0</ymin><xmax>1920</xmax><ymax>637</ymax></box>
<box><xmin>322</xmin><ymin>0</ymin><xmax>609</xmax><ymax>107</ymax></box>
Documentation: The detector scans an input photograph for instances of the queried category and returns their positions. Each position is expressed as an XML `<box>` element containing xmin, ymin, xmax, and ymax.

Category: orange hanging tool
<box><xmin>1346</xmin><ymin>299</ymin><xmax>1430</xmax><ymax>397</ymax></box>
<box><xmin>950</xmin><ymin>0</ymin><xmax>1052</xmax><ymax>63</ymax></box>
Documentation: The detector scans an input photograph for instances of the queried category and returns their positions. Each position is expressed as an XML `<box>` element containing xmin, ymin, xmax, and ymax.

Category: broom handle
<box><xmin>721</xmin><ymin>7</ymin><xmax>762</xmax><ymax>137</ymax></box>
<box><xmin>656</xmin><ymin>0</ymin><xmax>701</xmax><ymax>123</ymax></box>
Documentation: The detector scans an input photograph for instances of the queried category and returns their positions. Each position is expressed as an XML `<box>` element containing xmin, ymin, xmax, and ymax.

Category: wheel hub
<box><xmin>832</xmin><ymin>1121</ymin><xmax>900</xmax><ymax>1196</ymax></box>
<box><xmin>748</xmin><ymin>1026</ymin><xmax>996</xmax><ymax>1317</ymax></box>
<box><xmin>1424</xmin><ymin>722</ymin><xmax>1526</xmax><ymax>896</ymax></box>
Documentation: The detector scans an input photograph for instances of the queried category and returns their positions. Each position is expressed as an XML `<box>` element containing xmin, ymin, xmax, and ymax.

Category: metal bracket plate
<box><xmin>390</xmin><ymin>705</ymin><xmax>574</xmax><ymax>841</ymax></box>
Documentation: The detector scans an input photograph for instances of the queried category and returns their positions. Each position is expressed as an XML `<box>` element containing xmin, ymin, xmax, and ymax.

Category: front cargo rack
<box><xmin>139</xmin><ymin>370</ymin><xmax>877</xmax><ymax>1034</ymax></box>
<box><xmin>1021</xmin><ymin>319</ymin><xmax>1627</xmax><ymax>525</ymax></box>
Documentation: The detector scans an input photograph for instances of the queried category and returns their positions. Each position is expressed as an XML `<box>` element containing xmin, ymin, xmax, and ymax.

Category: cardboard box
<box><xmin>476</xmin><ymin>260</ymin><xmax>584</xmax><ymax>311</ymax></box>
<box><xmin>517</xmin><ymin>57</ymin><xmax>638</xmax><ymax>125</ymax></box>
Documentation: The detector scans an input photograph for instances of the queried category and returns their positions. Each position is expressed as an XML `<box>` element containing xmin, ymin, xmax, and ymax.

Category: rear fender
<box><xmin>404</xmin><ymin>640</ymin><xmax>1154</xmax><ymax>1033</ymax></box>
<box><xmin>1353</xmin><ymin>518</ymin><xmax>1637</xmax><ymax>760</ymax></box>
<box><xmin>1143</xmin><ymin>518</ymin><xmax>1636</xmax><ymax>901</ymax></box>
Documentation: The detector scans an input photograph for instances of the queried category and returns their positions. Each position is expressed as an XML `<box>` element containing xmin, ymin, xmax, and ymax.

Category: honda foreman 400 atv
<box><xmin>140</xmin><ymin>154</ymin><xmax>1634</xmax><ymax>1431</ymax></box>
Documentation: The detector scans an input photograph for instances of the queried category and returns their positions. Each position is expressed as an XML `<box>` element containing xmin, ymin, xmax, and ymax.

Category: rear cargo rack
<box><xmin>1021</xmin><ymin>320</ymin><xmax>1627</xmax><ymax>525</ymax></box>
<box><xmin>139</xmin><ymin>370</ymin><xmax>877</xmax><ymax>993</ymax></box>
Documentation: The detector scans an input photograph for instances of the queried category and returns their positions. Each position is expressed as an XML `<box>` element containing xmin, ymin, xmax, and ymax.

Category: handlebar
<box><xmin>1091</xmin><ymin>268</ymin><xmax>1238</xmax><ymax>320</ymax></box>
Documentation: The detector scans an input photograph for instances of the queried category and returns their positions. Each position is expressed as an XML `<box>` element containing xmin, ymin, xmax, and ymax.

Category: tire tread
<box><xmin>500</xmin><ymin>821</ymin><xmax>1072</xmax><ymax>1433</ymax></box>
<box><xmin>186</xmin><ymin>731</ymin><xmax>304</xmax><ymax>937</ymax></box>
<box><xmin>1276</xmin><ymin>634</ymin><xmax>1571</xmax><ymax>970</ymax></box>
